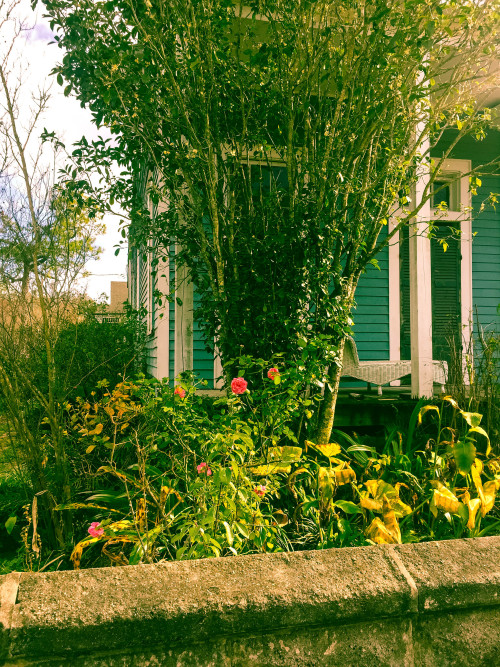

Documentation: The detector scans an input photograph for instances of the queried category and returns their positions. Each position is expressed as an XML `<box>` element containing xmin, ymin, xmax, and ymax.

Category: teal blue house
<box><xmin>129</xmin><ymin>128</ymin><xmax>500</xmax><ymax>396</ymax></box>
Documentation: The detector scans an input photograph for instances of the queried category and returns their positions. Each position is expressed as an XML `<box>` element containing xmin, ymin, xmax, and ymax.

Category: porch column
<box><xmin>174</xmin><ymin>255</ymin><xmax>193</xmax><ymax>378</ymax></box>
<box><xmin>409</xmin><ymin>148</ymin><xmax>434</xmax><ymax>398</ymax></box>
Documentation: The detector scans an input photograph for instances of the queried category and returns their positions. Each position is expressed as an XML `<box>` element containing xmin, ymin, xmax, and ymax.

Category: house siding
<box><xmin>435</xmin><ymin>130</ymin><xmax>500</xmax><ymax>334</ymax></box>
<box><xmin>351</xmin><ymin>226</ymin><xmax>390</xmax><ymax>361</ymax></box>
<box><xmin>133</xmin><ymin>129</ymin><xmax>499</xmax><ymax>387</ymax></box>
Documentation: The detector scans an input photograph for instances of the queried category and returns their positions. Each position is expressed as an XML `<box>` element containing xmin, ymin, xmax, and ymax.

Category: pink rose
<box><xmin>267</xmin><ymin>367</ymin><xmax>279</xmax><ymax>380</ymax></box>
<box><xmin>254</xmin><ymin>485</ymin><xmax>266</xmax><ymax>498</ymax></box>
<box><xmin>197</xmin><ymin>462</ymin><xmax>212</xmax><ymax>476</ymax></box>
<box><xmin>174</xmin><ymin>386</ymin><xmax>186</xmax><ymax>398</ymax></box>
<box><xmin>88</xmin><ymin>522</ymin><xmax>104</xmax><ymax>538</ymax></box>
<box><xmin>231</xmin><ymin>377</ymin><xmax>248</xmax><ymax>394</ymax></box>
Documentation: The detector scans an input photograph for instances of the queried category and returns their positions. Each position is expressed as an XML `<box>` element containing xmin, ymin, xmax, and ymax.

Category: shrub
<box><xmin>57</xmin><ymin>372</ymin><xmax>499</xmax><ymax>569</ymax></box>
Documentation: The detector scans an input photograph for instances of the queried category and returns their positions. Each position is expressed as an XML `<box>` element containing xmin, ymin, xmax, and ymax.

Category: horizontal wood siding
<box><xmin>193</xmin><ymin>285</ymin><xmax>214</xmax><ymax>389</ymax></box>
<box><xmin>351</xmin><ymin>226</ymin><xmax>390</xmax><ymax>360</ymax></box>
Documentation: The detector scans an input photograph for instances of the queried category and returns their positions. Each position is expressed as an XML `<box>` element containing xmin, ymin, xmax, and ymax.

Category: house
<box><xmin>95</xmin><ymin>281</ymin><xmax>128</xmax><ymax>324</ymax></box>
<box><xmin>128</xmin><ymin>11</ymin><xmax>500</xmax><ymax>399</ymax></box>
<box><xmin>129</xmin><ymin>125</ymin><xmax>500</xmax><ymax>397</ymax></box>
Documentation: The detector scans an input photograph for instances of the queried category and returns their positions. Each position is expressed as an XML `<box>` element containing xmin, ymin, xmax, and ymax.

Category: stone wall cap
<box><xmin>394</xmin><ymin>535</ymin><xmax>500</xmax><ymax>612</ymax></box>
<box><xmin>1</xmin><ymin>536</ymin><xmax>499</xmax><ymax>664</ymax></box>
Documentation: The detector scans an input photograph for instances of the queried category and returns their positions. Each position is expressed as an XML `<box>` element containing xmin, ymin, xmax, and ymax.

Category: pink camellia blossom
<box><xmin>254</xmin><ymin>485</ymin><xmax>266</xmax><ymax>498</ymax></box>
<box><xmin>88</xmin><ymin>522</ymin><xmax>104</xmax><ymax>538</ymax></box>
<box><xmin>197</xmin><ymin>462</ymin><xmax>212</xmax><ymax>476</ymax></box>
<box><xmin>231</xmin><ymin>377</ymin><xmax>248</xmax><ymax>394</ymax></box>
<box><xmin>267</xmin><ymin>367</ymin><xmax>280</xmax><ymax>380</ymax></box>
<box><xmin>174</xmin><ymin>386</ymin><xmax>186</xmax><ymax>398</ymax></box>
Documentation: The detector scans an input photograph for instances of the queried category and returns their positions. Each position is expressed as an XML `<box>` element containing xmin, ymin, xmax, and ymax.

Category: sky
<box><xmin>15</xmin><ymin>1</ymin><xmax>127</xmax><ymax>302</ymax></box>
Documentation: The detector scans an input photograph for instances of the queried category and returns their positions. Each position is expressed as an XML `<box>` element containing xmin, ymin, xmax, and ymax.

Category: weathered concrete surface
<box><xmin>394</xmin><ymin>537</ymin><xmax>500</xmax><ymax>612</ymax></box>
<box><xmin>1</xmin><ymin>536</ymin><xmax>499</xmax><ymax>666</ymax></box>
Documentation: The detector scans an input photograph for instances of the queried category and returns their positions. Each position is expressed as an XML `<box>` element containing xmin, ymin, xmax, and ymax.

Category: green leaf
<box><xmin>452</xmin><ymin>440</ymin><xmax>476</xmax><ymax>475</ymax></box>
<box><xmin>332</xmin><ymin>500</ymin><xmax>363</xmax><ymax>515</ymax></box>
<box><xmin>5</xmin><ymin>516</ymin><xmax>17</xmax><ymax>534</ymax></box>
<box><xmin>234</xmin><ymin>521</ymin><xmax>249</xmax><ymax>539</ymax></box>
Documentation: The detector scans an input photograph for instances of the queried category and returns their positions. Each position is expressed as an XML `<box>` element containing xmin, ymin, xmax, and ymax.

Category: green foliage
<box><xmin>53</xmin><ymin>376</ymin><xmax>499</xmax><ymax>569</ymax></box>
<box><xmin>42</xmin><ymin>0</ymin><xmax>500</xmax><ymax>444</ymax></box>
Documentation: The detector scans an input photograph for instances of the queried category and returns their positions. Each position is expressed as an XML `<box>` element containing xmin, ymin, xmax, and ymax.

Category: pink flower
<box><xmin>254</xmin><ymin>485</ymin><xmax>266</xmax><ymax>498</ymax></box>
<box><xmin>174</xmin><ymin>386</ymin><xmax>186</xmax><ymax>398</ymax></box>
<box><xmin>267</xmin><ymin>367</ymin><xmax>280</xmax><ymax>380</ymax></box>
<box><xmin>88</xmin><ymin>522</ymin><xmax>104</xmax><ymax>538</ymax></box>
<box><xmin>231</xmin><ymin>377</ymin><xmax>248</xmax><ymax>394</ymax></box>
<box><xmin>197</xmin><ymin>462</ymin><xmax>212</xmax><ymax>476</ymax></box>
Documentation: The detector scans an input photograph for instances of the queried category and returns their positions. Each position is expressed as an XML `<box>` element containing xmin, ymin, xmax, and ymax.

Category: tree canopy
<box><xmin>42</xmin><ymin>0</ymin><xmax>500</xmax><ymax>439</ymax></box>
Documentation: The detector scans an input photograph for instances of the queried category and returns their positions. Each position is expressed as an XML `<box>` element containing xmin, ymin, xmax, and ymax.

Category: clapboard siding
<box><xmin>193</xmin><ymin>285</ymin><xmax>214</xmax><ymax>388</ymax></box>
<box><xmin>351</xmin><ymin>226</ymin><xmax>390</xmax><ymax>360</ymax></box>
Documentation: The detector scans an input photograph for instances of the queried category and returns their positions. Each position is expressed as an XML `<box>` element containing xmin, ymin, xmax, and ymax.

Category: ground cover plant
<box><xmin>38</xmin><ymin>365</ymin><xmax>498</xmax><ymax>571</ymax></box>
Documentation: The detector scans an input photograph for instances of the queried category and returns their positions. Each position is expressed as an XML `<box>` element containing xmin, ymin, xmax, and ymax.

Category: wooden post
<box><xmin>409</xmin><ymin>147</ymin><xmax>434</xmax><ymax>398</ymax></box>
<box><xmin>174</xmin><ymin>254</ymin><xmax>193</xmax><ymax>378</ymax></box>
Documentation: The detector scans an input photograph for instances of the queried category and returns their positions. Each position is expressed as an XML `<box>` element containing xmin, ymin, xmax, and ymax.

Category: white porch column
<box><xmin>155</xmin><ymin>253</ymin><xmax>170</xmax><ymax>380</ymax></box>
<box><xmin>409</xmin><ymin>147</ymin><xmax>434</xmax><ymax>398</ymax></box>
<box><xmin>174</xmin><ymin>257</ymin><xmax>193</xmax><ymax>378</ymax></box>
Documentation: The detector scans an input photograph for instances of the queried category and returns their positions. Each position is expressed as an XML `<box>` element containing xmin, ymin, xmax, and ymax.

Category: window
<box><xmin>431</xmin><ymin>175</ymin><xmax>460</xmax><ymax>211</ymax></box>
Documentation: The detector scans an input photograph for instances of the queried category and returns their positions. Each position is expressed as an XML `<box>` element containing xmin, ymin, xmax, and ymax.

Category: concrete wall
<box><xmin>1</xmin><ymin>536</ymin><xmax>499</xmax><ymax>666</ymax></box>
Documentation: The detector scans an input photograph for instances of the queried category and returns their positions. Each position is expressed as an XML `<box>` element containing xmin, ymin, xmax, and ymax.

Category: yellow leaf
<box><xmin>306</xmin><ymin>442</ymin><xmax>341</xmax><ymax>459</ymax></box>
<box><xmin>88</xmin><ymin>423</ymin><xmax>104</xmax><ymax>436</ymax></box>
<box><xmin>85</xmin><ymin>444</ymin><xmax>97</xmax><ymax>454</ymax></box>
<box><xmin>366</xmin><ymin>518</ymin><xmax>395</xmax><ymax>544</ymax></box>
<box><xmin>460</xmin><ymin>411</ymin><xmax>482</xmax><ymax>427</ymax></box>
<box><xmin>360</xmin><ymin>496</ymin><xmax>382</xmax><ymax>512</ymax></box>
<box><xmin>268</xmin><ymin>446</ymin><xmax>302</xmax><ymax>462</ymax></box>
<box><xmin>360</xmin><ymin>479</ymin><xmax>411</xmax><ymax>517</ymax></box>
<box><xmin>273</xmin><ymin>510</ymin><xmax>289</xmax><ymax>526</ymax></box>
<box><xmin>381</xmin><ymin>494</ymin><xmax>401</xmax><ymax>543</ymax></box>
<box><xmin>365</xmin><ymin>497</ymin><xmax>402</xmax><ymax>545</ymax></box>
<box><xmin>318</xmin><ymin>467</ymin><xmax>335</xmax><ymax>505</ymax></box>
<box><xmin>481</xmin><ymin>479</ymin><xmax>500</xmax><ymax>517</ymax></box>
<box><xmin>70</xmin><ymin>537</ymin><xmax>99</xmax><ymax>570</ymax></box>
<box><xmin>468</xmin><ymin>426</ymin><xmax>491</xmax><ymax>456</ymax></box>
<box><xmin>418</xmin><ymin>404</ymin><xmax>440</xmax><ymax>425</ymax></box>
<box><xmin>135</xmin><ymin>498</ymin><xmax>147</xmax><ymax>532</ymax></box>
<box><xmin>334</xmin><ymin>465</ymin><xmax>356</xmax><ymax>485</ymax></box>
<box><xmin>430</xmin><ymin>481</ymin><xmax>460</xmax><ymax>516</ymax></box>
<box><xmin>250</xmin><ymin>463</ymin><xmax>291</xmax><ymax>476</ymax></box>
<box><xmin>442</xmin><ymin>396</ymin><xmax>459</xmax><ymax>409</ymax></box>
<box><xmin>71</xmin><ymin>542</ymin><xmax>83</xmax><ymax>570</ymax></box>
<box><xmin>108</xmin><ymin>520</ymin><xmax>134</xmax><ymax>532</ymax></box>
<box><xmin>461</xmin><ymin>490</ymin><xmax>481</xmax><ymax>531</ymax></box>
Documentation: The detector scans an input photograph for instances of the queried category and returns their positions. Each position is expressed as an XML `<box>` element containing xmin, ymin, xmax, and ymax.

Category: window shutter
<box><xmin>400</xmin><ymin>226</ymin><xmax>411</xmax><ymax>361</ymax></box>
<box><xmin>430</xmin><ymin>226</ymin><xmax>461</xmax><ymax>361</ymax></box>
<box><xmin>400</xmin><ymin>224</ymin><xmax>461</xmax><ymax>365</ymax></box>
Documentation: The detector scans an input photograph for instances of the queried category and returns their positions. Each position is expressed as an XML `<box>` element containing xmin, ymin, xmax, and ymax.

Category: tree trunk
<box><xmin>315</xmin><ymin>335</ymin><xmax>347</xmax><ymax>444</ymax></box>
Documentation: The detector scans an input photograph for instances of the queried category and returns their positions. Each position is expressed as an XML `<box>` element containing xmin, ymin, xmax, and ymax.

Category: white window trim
<box><xmin>388</xmin><ymin>157</ymin><xmax>473</xmax><ymax>391</ymax></box>
<box><xmin>430</xmin><ymin>158</ymin><xmax>473</xmax><ymax>352</ymax></box>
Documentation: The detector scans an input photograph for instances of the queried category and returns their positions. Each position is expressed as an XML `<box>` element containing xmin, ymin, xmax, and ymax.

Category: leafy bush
<box><xmin>54</xmin><ymin>372</ymin><xmax>499</xmax><ymax>570</ymax></box>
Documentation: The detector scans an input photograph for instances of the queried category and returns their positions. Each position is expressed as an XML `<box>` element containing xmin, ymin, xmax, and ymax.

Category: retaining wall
<box><xmin>1</xmin><ymin>536</ymin><xmax>499</xmax><ymax>666</ymax></box>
